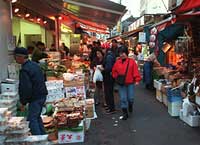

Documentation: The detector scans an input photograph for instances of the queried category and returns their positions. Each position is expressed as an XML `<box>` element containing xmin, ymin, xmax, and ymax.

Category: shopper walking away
<box><xmin>14</xmin><ymin>47</ymin><xmax>48</xmax><ymax>135</ymax></box>
<box><xmin>103</xmin><ymin>48</ymin><xmax>116</xmax><ymax>114</ymax></box>
<box><xmin>112</xmin><ymin>47</ymin><xmax>141</xmax><ymax>120</ymax></box>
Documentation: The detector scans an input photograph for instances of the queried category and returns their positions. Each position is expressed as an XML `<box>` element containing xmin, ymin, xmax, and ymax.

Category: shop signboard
<box><xmin>138</xmin><ymin>32</ymin><xmax>146</xmax><ymax>43</ymax></box>
<box><xmin>65</xmin><ymin>86</ymin><xmax>86</xmax><ymax>98</ymax></box>
<box><xmin>58</xmin><ymin>129</ymin><xmax>84</xmax><ymax>144</ymax></box>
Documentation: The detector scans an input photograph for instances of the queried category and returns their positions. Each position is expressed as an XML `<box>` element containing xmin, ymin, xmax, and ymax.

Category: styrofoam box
<box><xmin>47</xmin><ymin>87</ymin><xmax>63</xmax><ymax>95</ymax></box>
<box><xmin>195</xmin><ymin>96</ymin><xmax>200</xmax><ymax>106</ymax></box>
<box><xmin>46</xmin><ymin>93</ymin><xmax>65</xmax><ymax>103</ymax></box>
<box><xmin>45</xmin><ymin>80</ymin><xmax>63</xmax><ymax>89</ymax></box>
<box><xmin>156</xmin><ymin>89</ymin><xmax>163</xmax><ymax>102</ymax></box>
<box><xmin>0</xmin><ymin>92</ymin><xmax>18</xmax><ymax>100</ymax></box>
<box><xmin>168</xmin><ymin>101</ymin><xmax>182</xmax><ymax>117</ymax></box>
<box><xmin>154</xmin><ymin>80</ymin><xmax>162</xmax><ymax>90</ymax></box>
<box><xmin>180</xmin><ymin>109</ymin><xmax>200</xmax><ymax>127</ymax></box>
<box><xmin>162</xmin><ymin>94</ymin><xmax>168</xmax><ymax>107</ymax></box>
<box><xmin>1</xmin><ymin>83</ymin><xmax>18</xmax><ymax>93</ymax></box>
<box><xmin>58</xmin><ymin>121</ymin><xmax>84</xmax><ymax>144</ymax></box>
<box><xmin>58</xmin><ymin>130</ymin><xmax>84</xmax><ymax>144</ymax></box>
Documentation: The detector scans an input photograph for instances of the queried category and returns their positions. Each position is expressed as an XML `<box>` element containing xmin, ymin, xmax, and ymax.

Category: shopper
<box><xmin>49</xmin><ymin>43</ymin><xmax>57</xmax><ymax>51</ymax></box>
<box><xmin>103</xmin><ymin>47</ymin><xmax>116</xmax><ymax>114</ymax></box>
<box><xmin>32</xmin><ymin>41</ymin><xmax>48</xmax><ymax>63</ymax></box>
<box><xmin>111</xmin><ymin>39</ymin><xmax>119</xmax><ymax>58</ymax></box>
<box><xmin>14</xmin><ymin>47</ymin><xmax>48</xmax><ymax>135</ymax></box>
<box><xmin>112</xmin><ymin>47</ymin><xmax>141</xmax><ymax>120</ymax></box>
<box><xmin>93</xmin><ymin>49</ymin><xmax>104</xmax><ymax>106</ymax></box>
<box><xmin>61</xmin><ymin>42</ymin><xmax>70</xmax><ymax>56</ymax></box>
<box><xmin>143</xmin><ymin>52</ymin><xmax>160</xmax><ymax>89</ymax></box>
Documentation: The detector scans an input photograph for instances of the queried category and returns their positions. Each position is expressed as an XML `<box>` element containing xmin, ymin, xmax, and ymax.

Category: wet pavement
<box><xmin>72</xmin><ymin>85</ymin><xmax>200</xmax><ymax>145</ymax></box>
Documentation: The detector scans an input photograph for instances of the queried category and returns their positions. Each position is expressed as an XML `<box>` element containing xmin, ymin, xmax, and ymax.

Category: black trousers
<box><xmin>103</xmin><ymin>73</ymin><xmax>115</xmax><ymax>110</ymax></box>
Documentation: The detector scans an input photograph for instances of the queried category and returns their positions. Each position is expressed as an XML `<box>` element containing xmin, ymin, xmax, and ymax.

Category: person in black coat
<box><xmin>14</xmin><ymin>47</ymin><xmax>48</xmax><ymax>135</ymax></box>
<box><xmin>102</xmin><ymin>48</ymin><xmax>116</xmax><ymax>114</ymax></box>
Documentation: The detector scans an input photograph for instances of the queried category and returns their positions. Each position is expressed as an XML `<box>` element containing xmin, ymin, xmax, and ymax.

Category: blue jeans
<box><xmin>27</xmin><ymin>97</ymin><xmax>46</xmax><ymax>135</ymax></box>
<box><xmin>118</xmin><ymin>84</ymin><xmax>134</xmax><ymax>109</ymax></box>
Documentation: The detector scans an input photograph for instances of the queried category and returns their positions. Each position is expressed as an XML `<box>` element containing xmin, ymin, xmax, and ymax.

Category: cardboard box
<box><xmin>162</xmin><ymin>93</ymin><xmax>168</xmax><ymax>107</ymax></box>
<box><xmin>85</xmin><ymin>104</ymin><xmax>94</xmax><ymax>119</ymax></box>
<box><xmin>156</xmin><ymin>89</ymin><xmax>163</xmax><ymax>102</ymax></box>
<box><xmin>180</xmin><ymin>109</ymin><xmax>200</xmax><ymax>127</ymax></box>
<box><xmin>85</xmin><ymin>99</ymin><xmax>95</xmax><ymax>119</ymax></box>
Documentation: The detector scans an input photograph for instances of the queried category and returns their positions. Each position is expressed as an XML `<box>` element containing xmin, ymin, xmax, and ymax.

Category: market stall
<box><xmin>0</xmin><ymin>49</ymin><xmax>96</xmax><ymax>144</ymax></box>
<box><xmin>152</xmin><ymin>14</ymin><xmax>200</xmax><ymax>127</ymax></box>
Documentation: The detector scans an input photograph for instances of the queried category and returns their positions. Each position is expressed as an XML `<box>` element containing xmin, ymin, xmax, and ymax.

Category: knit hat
<box><xmin>119</xmin><ymin>46</ymin><xmax>129</xmax><ymax>56</ymax></box>
<box><xmin>14</xmin><ymin>47</ymin><xmax>28</xmax><ymax>56</ymax></box>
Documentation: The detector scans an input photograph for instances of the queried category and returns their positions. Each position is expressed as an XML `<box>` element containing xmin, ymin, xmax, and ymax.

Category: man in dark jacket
<box><xmin>32</xmin><ymin>41</ymin><xmax>48</xmax><ymax>63</ymax></box>
<box><xmin>14</xmin><ymin>47</ymin><xmax>48</xmax><ymax>135</ymax></box>
<box><xmin>103</xmin><ymin>48</ymin><xmax>116</xmax><ymax>114</ymax></box>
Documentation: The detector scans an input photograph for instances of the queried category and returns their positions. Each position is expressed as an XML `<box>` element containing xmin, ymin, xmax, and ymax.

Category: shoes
<box><xmin>95</xmin><ymin>102</ymin><xmax>100</xmax><ymax>106</ymax></box>
<box><xmin>119</xmin><ymin>108</ymin><xmax>128</xmax><ymax>120</ymax></box>
<box><xmin>106</xmin><ymin>109</ymin><xmax>116</xmax><ymax>114</ymax></box>
<box><xmin>105</xmin><ymin>106</ymin><xmax>110</xmax><ymax>110</ymax></box>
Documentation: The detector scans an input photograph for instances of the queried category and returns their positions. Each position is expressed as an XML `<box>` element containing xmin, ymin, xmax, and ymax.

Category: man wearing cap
<box><xmin>14</xmin><ymin>47</ymin><xmax>48</xmax><ymax>135</ymax></box>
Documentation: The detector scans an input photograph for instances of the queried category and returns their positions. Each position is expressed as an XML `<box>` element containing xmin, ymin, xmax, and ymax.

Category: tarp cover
<box><xmin>175</xmin><ymin>0</ymin><xmax>200</xmax><ymax>13</ymax></box>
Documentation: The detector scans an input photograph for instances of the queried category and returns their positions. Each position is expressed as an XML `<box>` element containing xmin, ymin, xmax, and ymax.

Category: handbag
<box><xmin>115</xmin><ymin>59</ymin><xmax>130</xmax><ymax>85</ymax></box>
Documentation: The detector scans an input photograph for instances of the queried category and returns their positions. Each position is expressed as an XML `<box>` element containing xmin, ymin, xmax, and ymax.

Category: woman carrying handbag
<box><xmin>112</xmin><ymin>47</ymin><xmax>141</xmax><ymax>120</ymax></box>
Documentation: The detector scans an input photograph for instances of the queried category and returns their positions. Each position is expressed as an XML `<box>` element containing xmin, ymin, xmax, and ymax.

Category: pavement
<box><xmin>71</xmin><ymin>84</ymin><xmax>200</xmax><ymax>145</ymax></box>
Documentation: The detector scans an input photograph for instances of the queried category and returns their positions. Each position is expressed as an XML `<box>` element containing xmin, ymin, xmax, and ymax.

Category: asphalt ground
<box><xmin>69</xmin><ymin>84</ymin><xmax>200</xmax><ymax>145</ymax></box>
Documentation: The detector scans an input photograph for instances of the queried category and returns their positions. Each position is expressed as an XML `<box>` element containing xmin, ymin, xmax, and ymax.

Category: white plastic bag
<box><xmin>93</xmin><ymin>68</ymin><xmax>103</xmax><ymax>83</ymax></box>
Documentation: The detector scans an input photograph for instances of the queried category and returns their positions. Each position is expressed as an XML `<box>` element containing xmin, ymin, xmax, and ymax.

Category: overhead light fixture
<box><xmin>12</xmin><ymin>0</ymin><xmax>17</xmax><ymax>3</ymax></box>
<box><xmin>25</xmin><ymin>13</ymin><xmax>30</xmax><ymax>18</ymax></box>
<box><xmin>58</xmin><ymin>16</ymin><xmax>62</xmax><ymax>20</ymax></box>
<box><xmin>14</xmin><ymin>8</ymin><xmax>19</xmax><ymax>13</ymax></box>
<box><xmin>43</xmin><ymin>20</ymin><xmax>47</xmax><ymax>24</ymax></box>
<box><xmin>37</xmin><ymin>17</ymin><xmax>41</xmax><ymax>22</ymax></box>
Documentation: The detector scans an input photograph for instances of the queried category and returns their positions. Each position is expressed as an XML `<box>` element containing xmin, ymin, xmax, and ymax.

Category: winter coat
<box><xmin>112</xmin><ymin>58</ymin><xmax>141</xmax><ymax>84</ymax></box>
<box><xmin>19</xmin><ymin>60</ymin><xmax>48</xmax><ymax>105</ymax></box>
<box><xmin>103</xmin><ymin>50</ymin><xmax>115</xmax><ymax>74</ymax></box>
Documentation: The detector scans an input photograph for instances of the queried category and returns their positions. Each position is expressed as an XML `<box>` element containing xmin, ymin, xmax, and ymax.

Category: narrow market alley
<box><xmin>81</xmin><ymin>84</ymin><xmax>200</xmax><ymax>145</ymax></box>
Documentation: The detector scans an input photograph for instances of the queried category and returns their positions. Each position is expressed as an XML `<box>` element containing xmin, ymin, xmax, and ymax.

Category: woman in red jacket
<box><xmin>112</xmin><ymin>47</ymin><xmax>141</xmax><ymax>120</ymax></box>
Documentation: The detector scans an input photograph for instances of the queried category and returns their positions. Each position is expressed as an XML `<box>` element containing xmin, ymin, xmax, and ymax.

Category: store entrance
<box><xmin>25</xmin><ymin>34</ymin><xmax>41</xmax><ymax>47</ymax></box>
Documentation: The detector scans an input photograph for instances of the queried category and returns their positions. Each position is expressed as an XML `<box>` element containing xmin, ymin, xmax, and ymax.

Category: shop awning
<box><xmin>121</xmin><ymin>27</ymin><xmax>144</xmax><ymax>38</ymax></box>
<box><xmin>175</xmin><ymin>0</ymin><xmax>200</xmax><ymax>14</ymax></box>
<box><xmin>62</xmin><ymin>0</ymin><xmax>126</xmax><ymax>28</ymax></box>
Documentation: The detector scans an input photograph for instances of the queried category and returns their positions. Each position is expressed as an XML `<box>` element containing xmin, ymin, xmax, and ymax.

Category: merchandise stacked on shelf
<box><xmin>153</xmin><ymin>76</ymin><xmax>200</xmax><ymax>127</ymax></box>
<box><xmin>4</xmin><ymin>117</ymin><xmax>30</xmax><ymax>145</ymax></box>
<box><xmin>0</xmin><ymin>108</ymin><xmax>11</xmax><ymax>144</ymax></box>
<box><xmin>0</xmin><ymin>92</ymin><xmax>18</xmax><ymax>116</ymax></box>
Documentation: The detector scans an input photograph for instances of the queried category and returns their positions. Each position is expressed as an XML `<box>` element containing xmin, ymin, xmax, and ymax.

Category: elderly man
<box><xmin>14</xmin><ymin>47</ymin><xmax>48</xmax><ymax>135</ymax></box>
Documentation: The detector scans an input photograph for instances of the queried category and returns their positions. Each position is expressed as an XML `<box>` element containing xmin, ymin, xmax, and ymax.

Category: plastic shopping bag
<box><xmin>93</xmin><ymin>68</ymin><xmax>103</xmax><ymax>83</ymax></box>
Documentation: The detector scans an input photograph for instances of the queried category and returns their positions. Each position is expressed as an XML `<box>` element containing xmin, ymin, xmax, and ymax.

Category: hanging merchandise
<box><xmin>149</xmin><ymin>27</ymin><xmax>158</xmax><ymax>49</ymax></box>
<box><xmin>175</xmin><ymin>37</ymin><xmax>189</xmax><ymax>54</ymax></box>
<box><xmin>150</xmin><ymin>35</ymin><xmax>156</xmax><ymax>42</ymax></box>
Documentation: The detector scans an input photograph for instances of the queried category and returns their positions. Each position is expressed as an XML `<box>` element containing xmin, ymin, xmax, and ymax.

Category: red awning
<box><xmin>175</xmin><ymin>0</ymin><xmax>200</xmax><ymax>14</ymax></box>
